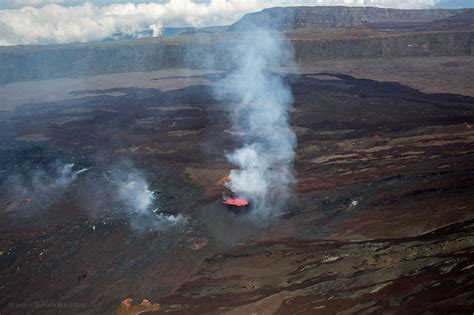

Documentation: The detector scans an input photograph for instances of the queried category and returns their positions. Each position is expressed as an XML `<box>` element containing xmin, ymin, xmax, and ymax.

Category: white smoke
<box><xmin>117</xmin><ymin>173</ymin><xmax>155</xmax><ymax>214</ymax></box>
<box><xmin>217</xmin><ymin>30</ymin><xmax>297</xmax><ymax>219</ymax></box>
<box><xmin>33</xmin><ymin>163</ymin><xmax>87</xmax><ymax>194</ymax></box>
<box><xmin>0</xmin><ymin>0</ymin><xmax>442</xmax><ymax>46</ymax></box>
<box><xmin>6</xmin><ymin>162</ymin><xmax>88</xmax><ymax>210</ymax></box>
<box><xmin>113</xmin><ymin>165</ymin><xmax>185</xmax><ymax>231</ymax></box>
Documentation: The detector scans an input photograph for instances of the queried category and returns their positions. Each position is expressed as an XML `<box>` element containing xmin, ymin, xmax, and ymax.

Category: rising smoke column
<box><xmin>217</xmin><ymin>30</ymin><xmax>297</xmax><ymax>219</ymax></box>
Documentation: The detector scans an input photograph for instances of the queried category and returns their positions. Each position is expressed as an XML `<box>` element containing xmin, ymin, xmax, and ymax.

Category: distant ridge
<box><xmin>424</xmin><ymin>9</ymin><xmax>474</xmax><ymax>30</ymax></box>
<box><xmin>228</xmin><ymin>6</ymin><xmax>466</xmax><ymax>31</ymax></box>
<box><xmin>1</xmin><ymin>7</ymin><xmax>472</xmax><ymax>84</ymax></box>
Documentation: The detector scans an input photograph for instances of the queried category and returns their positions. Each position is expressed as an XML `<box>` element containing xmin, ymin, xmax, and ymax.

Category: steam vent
<box><xmin>1</xmin><ymin>3</ymin><xmax>474</xmax><ymax>315</ymax></box>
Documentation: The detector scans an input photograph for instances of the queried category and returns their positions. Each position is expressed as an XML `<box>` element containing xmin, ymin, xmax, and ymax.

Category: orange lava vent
<box><xmin>222</xmin><ymin>198</ymin><xmax>249</xmax><ymax>207</ymax></box>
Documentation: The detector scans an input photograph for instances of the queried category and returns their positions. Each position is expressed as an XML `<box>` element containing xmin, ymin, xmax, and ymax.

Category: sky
<box><xmin>0</xmin><ymin>0</ymin><xmax>472</xmax><ymax>46</ymax></box>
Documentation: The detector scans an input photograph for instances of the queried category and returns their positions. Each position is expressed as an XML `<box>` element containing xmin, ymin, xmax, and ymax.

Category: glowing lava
<box><xmin>222</xmin><ymin>198</ymin><xmax>249</xmax><ymax>207</ymax></box>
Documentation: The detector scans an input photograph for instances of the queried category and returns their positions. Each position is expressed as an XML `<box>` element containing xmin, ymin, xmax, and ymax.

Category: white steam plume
<box><xmin>0</xmin><ymin>0</ymin><xmax>442</xmax><ymax>46</ymax></box>
<box><xmin>32</xmin><ymin>163</ymin><xmax>87</xmax><ymax>195</ymax></box>
<box><xmin>117</xmin><ymin>172</ymin><xmax>155</xmax><ymax>214</ymax></box>
<box><xmin>113</xmin><ymin>165</ymin><xmax>185</xmax><ymax>231</ymax></box>
<box><xmin>217</xmin><ymin>30</ymin><xmax>296</xmax><ymax>219</ymax></box>
<box><xmin>5</xmin><ymin>162</ymin><xmax>88</xmax><ymax>211</ymax></box>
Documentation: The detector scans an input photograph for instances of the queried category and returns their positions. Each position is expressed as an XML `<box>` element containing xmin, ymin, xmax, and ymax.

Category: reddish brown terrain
<box><xmin>1</xmin><ymin>7</ymin><xmax>474</xmax><ymax>315</ymax></box>
<box><xmin>0</xmin><ymin>58</ymin><xmax>473</xmax><ymax>314</ymax></box>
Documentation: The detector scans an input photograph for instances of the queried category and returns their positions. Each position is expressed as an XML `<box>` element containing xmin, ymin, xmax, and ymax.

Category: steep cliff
<box><xmin>228</xmin><ymin>6</ymin><xmax>465</xmax><ymax>31</ymax></box>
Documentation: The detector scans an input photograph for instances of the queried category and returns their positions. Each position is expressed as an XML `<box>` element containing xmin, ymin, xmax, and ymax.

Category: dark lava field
<box><xmin>0</xmin><ymin>65</ymin><xmax>473</xmax><ymax>314</ymax></box>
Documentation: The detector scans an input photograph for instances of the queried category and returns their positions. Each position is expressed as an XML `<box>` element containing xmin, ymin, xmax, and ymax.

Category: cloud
<box><xmin>3</xmin><ymin>0</ymin><xmax>64</xmax><ymax>9</ymax></box>
<box><xmin>0</xmin><ymin>0</ymin><xmax>442</xmax><ymax>46</ymax></box>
